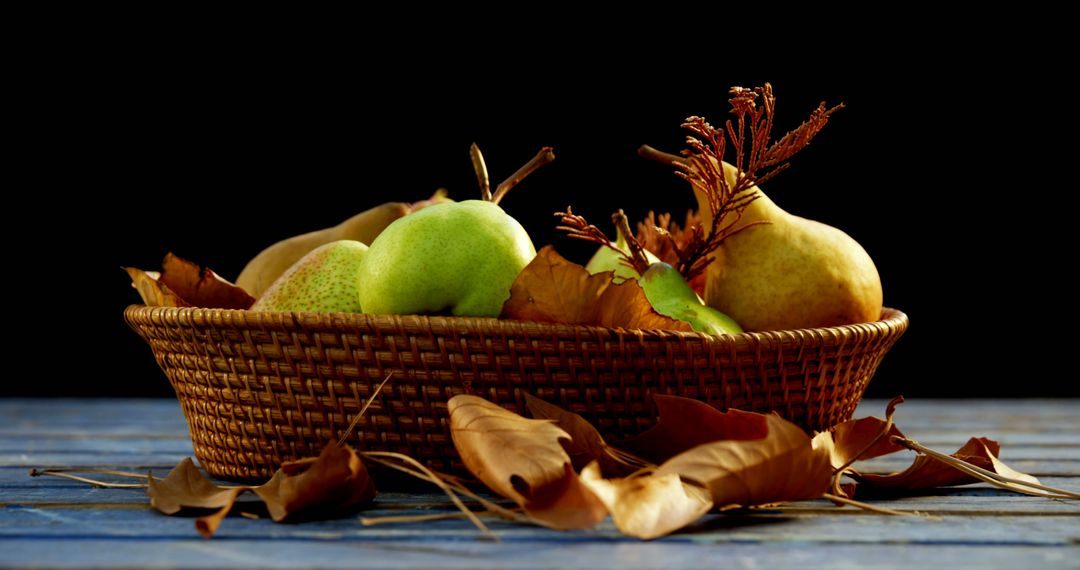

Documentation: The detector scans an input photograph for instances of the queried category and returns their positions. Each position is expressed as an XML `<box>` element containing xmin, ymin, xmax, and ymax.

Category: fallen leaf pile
<box><xmin>445</xmin><ymin>393</ymin><xmax>1071</xmax><ymax>539</ymax></box>
<box><xmin>32</xmin><ymin>395</ymin><xmax>1077</xmax><ymax>540</ymax></box>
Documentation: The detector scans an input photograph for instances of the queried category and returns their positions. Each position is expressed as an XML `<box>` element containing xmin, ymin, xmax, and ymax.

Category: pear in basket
<box><xmin>640</xmin><ymin>83</ymin><xmax>880</xmax><ymax>332</ymax></box>
<box><xmin>693</xmin><ymin>165</ymin><xmax>881</xmax><ymax>331</ymax></box>
<box><xmin>250</xmin><ymin>240</ymin><xmax>367</xmax><ymax>313</ymax></box>
<box><xmin>358</xmin><ymin>145</ymin><xmax>553</xmax><ymax>318</ymax></box>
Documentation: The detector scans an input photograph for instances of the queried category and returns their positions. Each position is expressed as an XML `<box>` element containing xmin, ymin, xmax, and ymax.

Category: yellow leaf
<box><xmin>580</xmin><ymin>462</ymin><xmax>712</xmax><ymax>540</ymax></box>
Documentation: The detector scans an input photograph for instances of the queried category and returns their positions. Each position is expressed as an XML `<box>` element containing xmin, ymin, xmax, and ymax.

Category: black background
<box><xmin>8</xmin><ymin>34</ymin><xmax>1072</xmax><ymax>398</ymax></box>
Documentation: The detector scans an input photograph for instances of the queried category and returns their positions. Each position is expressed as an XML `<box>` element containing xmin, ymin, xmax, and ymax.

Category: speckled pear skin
<box><xmin>357</xmin><ymin>200</ymin><xmax>536</xmax><ymax>317</ymax></box>
<box><xmin>692</xmin><ymin>166</ymin><xmax>882</xmax><ymax>331</ymax></box>
<box><xmin>251</xmin><ymin>240</ymin><xmax>368</xmax><ymax>313</ymax></box>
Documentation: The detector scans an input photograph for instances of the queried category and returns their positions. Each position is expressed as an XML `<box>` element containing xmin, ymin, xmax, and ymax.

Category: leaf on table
<box><xmin>500</xmin><ymin>246</ymin><xmax>691</xmax><ymax>332</ymax></box>
<box><xmin>826</xmin><ymin>396</ymin><xmax>907</xmax><ymax>469</ymax></box>
<box><xmin>255</xmin><ymin>440</ymin><xmax>376</xmax><ymax>522</ymax></box>
<box><xmin>159</xmin><ymin>252</ymin><xmax>255</xmax><ymax>309</ymax></box>
<box><xmin>580</xmin><ymin>461</ymin><xmax>712</xmax><ymax>540</ymax></box>
<box><xmin>657</xmin><ymin>413</ymin><xmax>835</xmax><ymax>509</ymax></box>
<box><xmin>148</xmin><ymin>443</ymin><xmax>376</xmax><ymax>538</ymax></box>
<box><xmin>617</xmin><ymin>395</ymin><xmax>769</xmax><ymax>464</ymax></box>
<box><xmin>853</xmin><ymin>436</ymin><xmax>1041</xmax><ymax>491</ymax></box>
<box><xmin>523</xmin><ymin>392</ymin><xmax>639</xmax><ymax>476</ymax></box>
<box><xmin>448</xmin><ymin>394</ymin><xmax>607</xmax><ymax>529</ymax></box>
<box><xmin>123</xmin><ymin>267</ymin><xmax>189</xmax><ymax>307</ymax></box>
<box><xmin>147</xmin><ymin>458</ymin><xmax>249</xmax><ymax>539</ymax></box>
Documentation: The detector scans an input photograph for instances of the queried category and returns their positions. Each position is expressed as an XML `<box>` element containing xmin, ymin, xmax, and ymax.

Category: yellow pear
<box><xmin>693</xmin><ymin>163</ymin><xmax>882</xmax><ymax>332</ymax></box>
<box><xmin>236</xmin><ymin>192</ymin><xmax>452</xmax><ymax>297</ymax></box>
<box><xmin>236</xmin><ymin>202</ymin><xmax>408</xmax><ymax>297</ymax></box>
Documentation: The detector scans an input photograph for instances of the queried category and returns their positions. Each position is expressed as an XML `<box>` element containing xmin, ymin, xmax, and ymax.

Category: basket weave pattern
<box><xmin>125</xmin><ymin>306</ymin><xmax>908</xmax><ymax>482</ymax></box>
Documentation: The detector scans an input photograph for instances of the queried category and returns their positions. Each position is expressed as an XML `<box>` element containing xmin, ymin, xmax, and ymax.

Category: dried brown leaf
<box><xmin>827</xmin><ymin>399</ymin><xmax>907</xmax><ymax>469</ymax></box>
<box><xmin>523</xmin><ymin>393</ymin><xmax>640</xmax><ymax>476</ymax></box>
<box><xmin>146</xmin><ymin>458</ymin><xmax>248</xmax><ymax>538</ymax></box>
<box><xmin>854</xmin><ymin>437</ymin><xmax>1041</xmax><ymax>491</ymax></box>
<box><xmin>618</xmin><ymin>395</ymin><xmax>768</xmax><ymax>464</ymax></box>
<box><xmin>148</xmin><ymin>443</ymin><xmax>375</xmax><ymax>538</ymax></box>
<box><xmin>523</xmin><ymin>393</ymin><xmax>609</xmax><ymax>471</ymax></box>
<box><xmin>580</xmin><ymin>462</ymin><xmax>712</xmax><ymax>540</ymax></box>
<box><xmin>123</xmin><ymin>267</ymin><xmax>189</xmax><ymax>307</ymax></box>
<box><xmin>255</xmin><ymin>441</ymin><xmax>376</xmax><ymax>522</ymax></box>
<box><xmin>596</xmin><ymin>278</ymin><xmax>693</xmax><ymax>332</ymax></box>
<box><xmin>447</xmin><ymin>394</ymin><xmax>607</xmax><ymax>529</ymax></box>
<box><xmin>657</xmin><ymin>413</ymin><xmax>835</xmax><ymax>509</ymax></box>
<box><xmin>159</xmin><ymin>252</ymin><xmax>255</xmax><ymax>309</ymax></box>
<box><xmin>500</xmin><ymin>246</ymin><xmax>609</xmax><ymax>325</ymax></box>
<box><xmin>501</xmin><ymin>246</ymin><xmax>690</xmax><ymax>332</ymax></box>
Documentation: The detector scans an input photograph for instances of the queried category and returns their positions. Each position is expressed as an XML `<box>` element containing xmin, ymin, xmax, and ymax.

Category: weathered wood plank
<box><xmin>1</xmin><ymin>504</ymin><xmax>1078</xmax><ymax>544</ymax></box>
<box><xmin>1</xmin><ymin>398</ymin><xmax>1077</xmax><ymax>570</ymax></box>
<box><xmin>0</xmin><ymin>536</ymin><xmax>1077</xmax><ymax>569</ymax></box>
<box><xmin>5</xmin><ymin>478</ymin><xmax>1079</xmax><ymax>513</ymax></box>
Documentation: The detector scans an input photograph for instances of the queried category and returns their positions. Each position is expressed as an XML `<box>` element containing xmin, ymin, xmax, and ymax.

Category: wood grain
<box><xmin>1</xmin><ymin>398</ymin><xmax>1077</xmax><ymax>569</ymax></box>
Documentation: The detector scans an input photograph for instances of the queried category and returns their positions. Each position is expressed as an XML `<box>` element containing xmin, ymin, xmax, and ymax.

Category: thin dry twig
<box><xmin>338</xmin><ymin>372</ymin><xmax>394</xmax><ymax>447</ymax></box>
<box><xmin>361</xmin><ymin>451</ymin><xmax>499</xmax><ymax>539</ymax></box>
<box><xmin>821</xmin><ymin>493</ymin><xmax>929</xmax><ymax>518</ymax></box>
<box><xmin>29</xmin><ymin>468</ymin><xmax>156</xmax><ymax>489</ymax></box>
<box><xmin>492</xmin><ymin>147</ymin><xmax>555</xmax><ymax>205</ymax></box>
<box><xmin>892</xmin><ymin>437</ymin><xmax>1080</xmax><ymax>500</ymax></box>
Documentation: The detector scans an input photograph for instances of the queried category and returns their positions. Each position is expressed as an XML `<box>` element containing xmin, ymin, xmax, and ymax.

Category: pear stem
<box><xmin>638</xmin><ymin>145</ymin><xmax>687</xmax><ymax>166</ymax></box>
<box><xmin>491</xmin><ymin>147</ymin><xmax>555</xmax><ymax>205</ymax></box>
<box><xmin>612</xmin><ymin>210</ymin><xmax>651</xmax><ymax>274</ymax></box>
<box><xmin>470</xmin><ymin>143</ymin><xmax>493</xmax><ymax>202</ymax></box>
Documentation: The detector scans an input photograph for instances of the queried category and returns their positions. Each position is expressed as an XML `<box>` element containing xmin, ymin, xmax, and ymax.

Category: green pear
<box><xmin>250</xmin><ymin>240</ymin><xmax>367</xmax><ymax>313</ymax></box>
<box><xmin>357</xmin><ymin>146</ymin><xmax>552</xmax><ymax>318</ymax></box>
<box><xmin>694</xmin><ymin>163</ymin><xmax>883</xmax><ymax>332</ymax></box>
<box><xmin>585</xmin><ymin>224</ymin><xmax>660</xmax><ymax>283</ymax></box>
<box><xmin>582</xmin><ymin>210</ymin><xmax>740</xmax><ymax>335</ymax></box>
<box><xmin>640</xmin><ymin>263</ymin><xmax>742</xmax><ymax>335</ymax></box>
<box><xmin>358</xmin><ymin>201</ymin><xmax>535</xmax><ymax>317</ymax></box>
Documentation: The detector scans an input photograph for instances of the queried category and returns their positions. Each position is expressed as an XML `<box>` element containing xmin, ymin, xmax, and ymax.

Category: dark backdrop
<box><xmin>8</xmin><ymin>38</ymin><xmax>1071</xmax><ymax>398</ymax></box>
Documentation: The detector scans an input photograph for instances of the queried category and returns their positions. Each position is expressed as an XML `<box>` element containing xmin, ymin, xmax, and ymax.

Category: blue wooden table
<box><xmin>2</xmin><ymin>399</ymin><xmax>1078</xmax><ymax>569</ymax></box>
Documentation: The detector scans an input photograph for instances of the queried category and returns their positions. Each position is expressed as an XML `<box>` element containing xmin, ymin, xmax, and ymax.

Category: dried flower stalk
<box><xmin>640</xmin><ymin>83</ymin><xmax>843</xmax><ymax>281</ymax></box>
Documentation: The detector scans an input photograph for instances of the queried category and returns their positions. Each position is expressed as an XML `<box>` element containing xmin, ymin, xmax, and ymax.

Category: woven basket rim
<box><xmin>124</xmin><ymin>304</ymin><xmax>907</xmax><ymax>346</ymax></box>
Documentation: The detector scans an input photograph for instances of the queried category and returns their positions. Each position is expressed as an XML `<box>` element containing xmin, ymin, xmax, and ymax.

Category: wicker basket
<box><xmin>125</xmin><ymin>306</ymin><xmax>908</xmax><ymax>482</ymax></box>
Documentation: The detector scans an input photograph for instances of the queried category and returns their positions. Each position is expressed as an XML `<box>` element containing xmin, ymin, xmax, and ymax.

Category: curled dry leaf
<box><xmin>500</xmin><ymin>246</ymin><xmax>691</xmax><ymax>332</ymax></box>
<box><xmin>147</xmin><ymin>443</ymin><xmax>375</xmax><ymax>538</ymax></box>
<box><xmin>147</xmin><ymin>458</ymin><xmax>248</xmax><ymax>539</ymax></box>
<box><xmin>255</xmin><ymin>441</ymin><xmax>376</xmax><ymax>522</ymax></box>
<box><xmin>657</xmin><ymin>413</ymin><xmax>835</xmax><ymax>509</ymax></box>
<box><xmin>618</xmin><ymin>395</ymin><xmax>769</xmax><ymax>464</ymax></box>
<box><xmin>447</xmin><ymin>394</ymin><xmax>606</xmax><ymax>529</ymax></box>
<box><xmin>523</xmin><ymin>393</ymin><xmax>628</xmax><ymax>475</ymax></box>
<box><xmin>826</xmin><ymin>396</ymin><xmax>907</xmax><ymax>469</ymax></box>
<box><xmin>580</xmin><ymin>462</ymin><xmax>712</xmax><ymax>540</ymax></box>
<box><xmin>159</xmin><ymin>252</ymin><xmax>255</xmax><ymax>309</ymax></box>
<box><xmin>123</xmin><ymin>267</ymin><xmax>188</xmax><ymax>307</ymax></box>
<box><xmin>853</xmin><ymin>436</ymin><xmax>1040</xmax><ymax>491</ymax></box>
